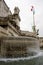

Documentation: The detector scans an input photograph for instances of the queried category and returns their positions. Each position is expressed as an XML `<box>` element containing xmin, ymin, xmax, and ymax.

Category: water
<box><xmin>0</xmin><ymin>50</ymin><xmax>43</xmax><ymax>65</ymax></box>
<box><xmin>0</xmin><ymin>36</ymin><xmax>42</xmax><ymax>65</ymax></box>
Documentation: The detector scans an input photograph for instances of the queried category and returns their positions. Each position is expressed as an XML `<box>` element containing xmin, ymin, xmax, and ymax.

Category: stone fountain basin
<box><xmin>0</xmin><ymin>36</ymin><xmax>39</xmax><ymax>58</ymax></box>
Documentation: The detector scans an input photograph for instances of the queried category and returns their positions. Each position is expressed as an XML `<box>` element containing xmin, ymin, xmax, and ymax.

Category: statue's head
<box><xmin>14</xmin><ymin>7</ymin><xmax>20</xmax><ymax>14</ymax></box>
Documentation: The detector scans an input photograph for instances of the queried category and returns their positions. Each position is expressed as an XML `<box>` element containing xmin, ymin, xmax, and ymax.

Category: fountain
<box><xmin>0</xmin><ymin>1</ymin><xmax>42</xmax><ymax>64</ymax></box>
<box><xmin>0</xmin><ymin>36</ymin><xmax>40</xmax><ymax>58</ymax></box>
<box><xmin>0</xmin><ymin>36</ymin><xmax>42</xmax><ymax>65</ymax></box>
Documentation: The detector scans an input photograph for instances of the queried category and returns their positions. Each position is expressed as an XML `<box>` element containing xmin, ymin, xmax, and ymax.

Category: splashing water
<box><xmin>0</xmin><ymin>51</ymin><xmax>42</xmax><ymax>62</ymax></box>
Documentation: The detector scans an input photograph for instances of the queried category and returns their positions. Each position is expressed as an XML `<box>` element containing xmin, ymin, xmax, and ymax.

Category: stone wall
<box><xmin>0</xmin><ymin>0</ymin><xmax>11</xmax><ymax>17</ymax></box>
<box><xmin>39</xmin><ymin>37</ymin><xmax>43</xmax><ymax>48</ymax></box>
